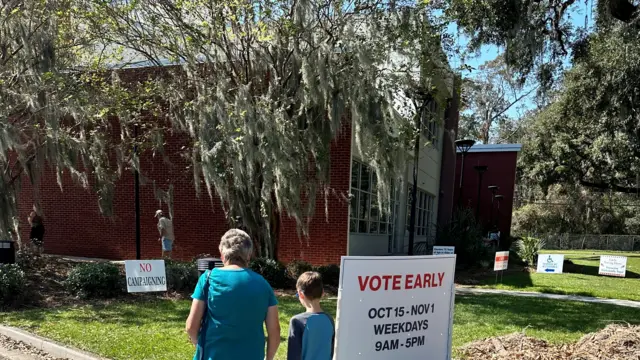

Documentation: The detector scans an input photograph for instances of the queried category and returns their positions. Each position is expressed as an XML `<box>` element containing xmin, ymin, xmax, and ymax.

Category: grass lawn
<box><xmin>474</xmin><ymin>250</ymin><xmax>640</xmax><ymax>301</ymax></box>
<box><xmin>3</xmin><ymin>294</ymin><xmax>640</xmax><ymax>359</ymax></box>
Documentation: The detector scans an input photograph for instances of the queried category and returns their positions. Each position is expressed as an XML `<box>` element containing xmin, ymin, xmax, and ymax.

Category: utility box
<box><xmin>0</xmin><ymin>241</ymin><xmax>16</xmax><ymax>264</ymax></box>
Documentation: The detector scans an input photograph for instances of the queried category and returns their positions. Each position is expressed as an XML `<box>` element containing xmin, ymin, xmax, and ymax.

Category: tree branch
<box><xmin>489</xmin><ymin>86</ymin><xmax>537</xmax><ymax>123</ymax></box>
<box><xmin>579</xmin><ymin>179</ymin><xmax>639</xmax><ymax>194</ymax></box>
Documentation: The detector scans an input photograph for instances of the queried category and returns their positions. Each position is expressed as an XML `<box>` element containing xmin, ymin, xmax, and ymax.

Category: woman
<box><xmin>186</xmin><ymin>229</ymin><xmax>281</xmax><ymax>360</ymax></box>
<box><xmin>28</xmin><ymin>206</ymin><xmax>45</xmax><ymax>254</ymax></box>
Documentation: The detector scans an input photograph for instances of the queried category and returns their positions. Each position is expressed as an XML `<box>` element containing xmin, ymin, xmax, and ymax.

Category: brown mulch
<box><xmin>23</xmin><ymin>255</ymin><xmax>76</xmax><ymax>308</ymax></box>
<box><xmin>460</xmin><ymin>324</ymin><xmax>640</xmax><ymax>359</ymax></box>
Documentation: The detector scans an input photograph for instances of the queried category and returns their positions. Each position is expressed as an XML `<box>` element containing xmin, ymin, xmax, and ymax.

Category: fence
<box><xmin>539</xmin><ymin>234</ymin><xmax>640</xmax><ymax>252</ymax></box>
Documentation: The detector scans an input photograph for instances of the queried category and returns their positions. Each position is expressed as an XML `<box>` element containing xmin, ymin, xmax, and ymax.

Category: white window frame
<box><xmin>406</xmin><ymin>186</ymin><xmax>435</xmax><ymax>237</ymax></box>
<box><xmin>350</xmin><ymin>160</ymin><xmax>397</xmax><ymax>235</ymax></box>
<box><xmin>421</xmin><ymin>100</ymin><xmax>440</xmax><ymax>148</ymax></box>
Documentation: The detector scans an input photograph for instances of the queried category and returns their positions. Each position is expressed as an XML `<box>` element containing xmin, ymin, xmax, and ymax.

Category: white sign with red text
<box><xmin>494</xmin><ymin>251</ymin><xmax>509</xmax><ymax>271</ymax></box>
<box><xmin>599</xmin><ymin>256</ymin><xmax>627</xmax><ymax>277</ymax></box>
<box><xmin>333</xmin><ymin>255</ymin><xmax>456</xmax><ymax>360</ymax></box>
<box><xmin>124</xmin><ymin>260</ymin><xmax>167</xmax><ymax>293</ymax></box>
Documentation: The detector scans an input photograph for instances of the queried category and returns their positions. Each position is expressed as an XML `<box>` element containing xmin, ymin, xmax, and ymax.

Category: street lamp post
<box><xmin>488</xmin><ymin>185</ymin><xmax>499</xmax><ymax>228</ymax></box>
<box><xmin>473</xmin><ymin>166</ymin><xmax>488</xmax><ymax>221</ymax></box>
<box><xmin>455</xmin><ymin>139</ymin><xmax>475</xmax><ymax>207</ymax></box>
<box><xmin>494</xmin><ymin>195</ymin><xmax>504</xmax><ymax>228</ymax></box>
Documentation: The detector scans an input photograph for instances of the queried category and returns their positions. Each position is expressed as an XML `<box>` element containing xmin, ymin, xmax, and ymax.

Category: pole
<box><xmin>475</xmin><ymin>172</ymin><xmax>484</xmax><ymax>220</ymax></box>
<box><xmin>408</xmin><ymin>101</ymin><xmax>425</xmax><ymax>256</ymax></box>
<box><xmin>134</xmin><ymin>126</ymin><xmax>141</xmax><ymax>260</ymax></box>
<box><xmin>489</xmin><ymin>194</ymin><xmax>495</xmax><ymax>228</ymax></box>
<box><xmin>457</xmin><ymin>154</ymin><xmax>465</xmax><ymax>207</ymax></box>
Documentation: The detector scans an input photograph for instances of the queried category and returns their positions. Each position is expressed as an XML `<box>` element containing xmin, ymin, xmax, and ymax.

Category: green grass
<box><xmin>3</xmin><ymin>294</ymin><xmax>640</xmax><ymax>359</ymax></box>
<box><xmin>475</xmin><ymin>250</ymin><xmax>640</xmax><ymax>301</ymax></box>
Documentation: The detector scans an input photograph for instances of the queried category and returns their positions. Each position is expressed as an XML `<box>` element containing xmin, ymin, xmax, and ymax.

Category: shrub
<box><xmin>165</xmin><ymin>260</ymin><xmax>199</xmax><ymax>293</ymax></box>
<box><xmin>286</xmin><ymin>260</ymin><xmax>313</xmax><ymax>281</ymax></box>
<box><xmin>16</xmin><ymin>248</ymin><xmax>42</xmax><ymax>270</ymax></box>
<box><xmin>315</xmin><ymin>264</ymin><xmax>340</xmax><ymax>287</ymax></box>
<box><xmin>65</xmin><ymin>262</ymin><xmax>123</xmax><ymax>299</ymax></box>
<box><xmin>0</xmin><ymin>264</ymin><xmax>26</xmax><ymax>306</ymax></box>
<box><xmin>514</xmin><ymin>235</ymin><xmax>546</xmax><ymax>266</ymax></box>
<box><xmin>436</xmin><ymin>208</ymin><xmax>490</xmax><ymax>267</ymax></box>
<box><xmin>249</xmin><ymin>258</ymin><xmax>290</xmax><ymax>289</ymax></box>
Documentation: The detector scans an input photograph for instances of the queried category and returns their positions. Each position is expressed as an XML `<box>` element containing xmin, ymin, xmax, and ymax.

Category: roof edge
<box><xmin>457</xmin><ymin>143</ymin><xmax>523</xmax><ymax>153</ymax></box>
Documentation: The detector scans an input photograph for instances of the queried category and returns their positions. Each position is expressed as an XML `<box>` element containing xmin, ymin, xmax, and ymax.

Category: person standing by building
<box><xmin>155</xmin><ymin>210</ymin><xmax>175</xmax><ymax>259</ymax></box>
<box><xmin>28</xmin><ymin>206</ymin><xmax>45</xmax><ymax>254</ymax></box>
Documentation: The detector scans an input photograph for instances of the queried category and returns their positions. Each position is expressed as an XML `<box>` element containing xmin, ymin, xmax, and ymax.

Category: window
<box><xmin>421</xmin><ymin>100</ymin><xmax>440</xmax><ymax>147</ymax></box>
<box><xmin>350</xmin><ymin>160</ymin><xmax>397</xmax><ymax>235</ymax></box>
<box><xmin>406</xmin><ymin>186</ymin><xmax>435</xmax><ymax>237</ymax></box>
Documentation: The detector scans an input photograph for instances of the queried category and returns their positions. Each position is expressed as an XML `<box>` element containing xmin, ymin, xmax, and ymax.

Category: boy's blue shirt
<box><xmin>287</xmin><ymin>312</ymin><xmax>335</xmax><ymax>360</ymax></box>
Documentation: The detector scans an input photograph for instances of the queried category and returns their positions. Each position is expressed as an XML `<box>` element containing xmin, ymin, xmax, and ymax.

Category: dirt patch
<box><xmin>21</xmin><ymin>255</ymin><xmax>76</xmax><ymax>308</ymax></box>
<box><xmin>460</xmin><ymin>324</ymin><xmax>640</xmax><ymax>359</ymax></box>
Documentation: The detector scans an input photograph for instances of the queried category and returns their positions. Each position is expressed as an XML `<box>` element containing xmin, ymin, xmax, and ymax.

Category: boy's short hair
<box><xmin>297</xmin><ymin>271</ymin><xmax>323</xmax><ymax>300</ymax></box>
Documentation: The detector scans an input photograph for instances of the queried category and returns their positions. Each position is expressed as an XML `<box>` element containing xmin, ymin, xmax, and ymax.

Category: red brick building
<box><xmin>18</xmin><ymin>78</ymin><xmax>460</xmax><ymax>266</ymax></box>
<box><xmin>18</xmin><ymin>122</ymin><xmax>352</xmax><ymax>265</ymax></box>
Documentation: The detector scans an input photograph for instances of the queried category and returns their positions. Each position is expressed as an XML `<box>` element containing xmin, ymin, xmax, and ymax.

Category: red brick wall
<box><xmin>18</xmin><ymin>123</ymin><xmax>352</xmax><ymax>266</ymax></box>
<box><xmin>277</xmin><ymin>123</ymin><xmax>352</xmax><ymax>265</ymax></box>
<box><xmin>18</xmin><ymin>131</ymin><xmax>228</xmax><ymax>260</ymax></box>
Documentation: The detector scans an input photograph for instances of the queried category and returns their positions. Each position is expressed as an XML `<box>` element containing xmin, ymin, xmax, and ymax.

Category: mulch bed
<box><xmin>16</xmin><ymin>255</ymin><xmax>188</xmax><ymax>309</ymax></box>
<box><xmin>460</xmin><ymin>324</ymin><xmax>640</xmax><ymax>359</ymax></box>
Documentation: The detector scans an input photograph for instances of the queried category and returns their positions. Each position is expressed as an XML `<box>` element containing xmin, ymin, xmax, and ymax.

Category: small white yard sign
<box><xmin>494</xmin><ymin>251</ymin><xmax>509</xmax><ymax>271</ymax></box>
<box><xmin>124</xmin><ymin>260</ymin><xmax>167</xmax><ymax>293</ymax></box>
<box><xmin>599</xmin><ymin>256</ymin><xmax>627</xmax><ymax>277</ymax></box>
<box><xmin>433</xmin><ymin>246</ymin><xmax>455</xmax><ymax>256</ymax></box>
<box><xmin>537</xmin><ymin>254</ymin><xmax>565</xmax><ymax>274</ymax></box>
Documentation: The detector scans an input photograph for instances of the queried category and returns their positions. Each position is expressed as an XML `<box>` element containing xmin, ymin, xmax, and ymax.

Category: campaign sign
<box><xmin>536</xmin><ymin>254</ymin><xmax>565</xmax><ymax>274</ymax></box>
<box><xmin>494</xmin><ymin>251</ymin><xmax>509</xmax><ymax>271</ymax></box>
<box><xmin>432</xmin><ymin>246</ymin><xmax>455</xmax><ymax>256</ymax></box>
<box><xmin>333</xmin><ymin>256</ymin><xmax>456</xmax><ymax>360</ymax></box>
<box><xmin>599</xmin><ymin>256</ymin><xmax>627</xmax><ymax>277</ymax></box>
<box><xmin>124</xmin><ymin>260</ymin><xmax>167</xmax><ymax>293</ymax></box>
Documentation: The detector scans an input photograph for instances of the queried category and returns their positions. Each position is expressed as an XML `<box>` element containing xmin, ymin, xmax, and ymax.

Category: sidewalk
<box><xmin>0</xmin><ymin>327</ymin><xmax>101</xmax><ymax>360</ymax></box>
<box><xmin>456</xmin><ymin>287</ymin><xmax>640</xmax><ymax>309</ymax></box>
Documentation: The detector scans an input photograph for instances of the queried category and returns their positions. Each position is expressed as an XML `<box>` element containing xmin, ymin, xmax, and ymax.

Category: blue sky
<box><xmin>447</xmin><ymin>4</ymin><xmax>593</xmax><ymax>117</ymax></box>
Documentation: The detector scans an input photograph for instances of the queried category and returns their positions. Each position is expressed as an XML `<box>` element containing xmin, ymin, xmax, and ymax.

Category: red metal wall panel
<box><xmin>453</xmin><ymin>151</ymin><xmax>518</xmax><ymax>237</ymax></box>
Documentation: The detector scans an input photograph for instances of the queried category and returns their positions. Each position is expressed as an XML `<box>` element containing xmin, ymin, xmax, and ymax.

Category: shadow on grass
<box><xmin>3</xmin><ymin>298</ymin><xmax>191</xmax><ymax>328</ymax></box>
<box><xmin>3</xmin><ymin>296</ymin><xmax>337</xmax><ymax>335</ymax></box>
<box><xmin>534</xmin><ymin>287</ymin><xmax>595</xmax><ymax>297</ymax></box>
<box><xmin>478</xmin><ymin>271</ymin><xmax>535</xmax><ymax>289</ymax></box>
<box><xmin>475</xmin><ymin>260</ymin><xmax>640</xmax><ymax>291</ymax></box>
<box><xmin>563</xmin><ymin>263</ymin><xmax>640</xmax><ymax>279</ymax></box>
<box><xmin>455</xmin><ymin>293</ymin><xmax>640</xmax><ymax>335</ymax></box>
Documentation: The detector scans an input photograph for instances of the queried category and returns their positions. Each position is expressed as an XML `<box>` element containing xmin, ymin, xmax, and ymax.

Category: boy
<box><xmin>287</xmin><ymin>271</ymin><xmax>335</xmax><ymax>360</ymax></box>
